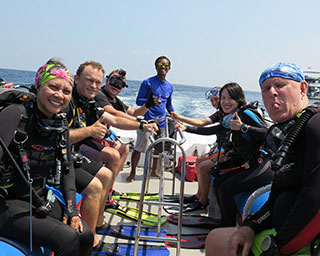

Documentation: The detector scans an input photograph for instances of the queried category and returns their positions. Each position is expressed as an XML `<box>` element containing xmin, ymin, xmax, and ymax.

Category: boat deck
<box><xmin>99</xmin><ymin>163</ymin><xmax>207</xmax><ymax>256</ymax></box>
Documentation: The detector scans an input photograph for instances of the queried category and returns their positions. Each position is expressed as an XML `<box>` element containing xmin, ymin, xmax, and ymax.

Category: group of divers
<box><xmin>0</xmin><ymin>56</ymin><xmax>319</xmax><ymax>256</ymax></box>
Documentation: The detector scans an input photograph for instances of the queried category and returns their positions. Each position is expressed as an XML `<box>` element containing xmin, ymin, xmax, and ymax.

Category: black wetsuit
<box><xmin>0</xmin><ymin>104</ymin><xmax>93</xmax><ymax>256</ymax></box>
<box><xmin>64</xmin><ymin>88</ymin><xmax>105</xmax><ymax>192</ymax></box>
<box><xmin>95</xmin><ymin>89</ymin><xmax>129</xmax><ymax>113</ymax></box>
<box><xmin>186</xmin><ymin>108</ymin><xmax>273</xmax><ymax>226</ymax></box>
<box><xmin>243</xmin><ymin>112</ymin><xmax>320</xmax><ymax>255</ymax></box>
<box><xmin>206</xmin><ymin>110</ymin><xmax>225</xmax><ymax>146</ymax></box>
<box><xmin>208</xmin><ymin>110</ymin><xmax>224</xmax><ymax>124</ymax></box>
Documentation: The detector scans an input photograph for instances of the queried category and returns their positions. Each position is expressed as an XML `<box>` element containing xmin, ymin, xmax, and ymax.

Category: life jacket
<box><xmin>68</xmin><ymin>88</ymin><xmax>112</xmax><ymax>148</ymax></box>
<box><xmin>68</xmin><ymin>88</ymin><xmax>104</xmax><ymax>129</ymax></box>
<box><xmin>238</xmin><ymin>101</ymin><xmax>272</xmax><ymax>142</ymax></box>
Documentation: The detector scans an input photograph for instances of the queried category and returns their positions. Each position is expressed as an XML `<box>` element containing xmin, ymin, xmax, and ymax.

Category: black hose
<box><xmin>271</xmin><ymin>107</ymin><xmax>317</xmax><ymax>170</ymax></box>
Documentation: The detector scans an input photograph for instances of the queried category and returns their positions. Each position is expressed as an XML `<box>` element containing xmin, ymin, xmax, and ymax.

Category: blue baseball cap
<box><xmin>259</xmin><ymin>62</ymin><xmax>305</xmax><ymax>86</ymax></box>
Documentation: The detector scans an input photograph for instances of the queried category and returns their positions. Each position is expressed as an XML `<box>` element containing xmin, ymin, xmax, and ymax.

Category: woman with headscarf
<box><xmin>0</xmin><ymin>61</ymin><xmax>93</xmax><ymax>255</ymax></box>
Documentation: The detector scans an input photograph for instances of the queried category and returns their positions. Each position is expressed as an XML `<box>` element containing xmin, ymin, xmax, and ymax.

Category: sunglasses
<box><xmin>109</xmin><ymin>75</ymin><xmax>127</xmax><ymax>89</ymax></box>
<box><xmin>205</xmin><ymin>87</ymin><xmax>220</xmax><ymax>99</ymax></box>
<box><xmin>156</xmin><ymin>62</ymin><xmax>170</xmax><ymax>67</ymax></box>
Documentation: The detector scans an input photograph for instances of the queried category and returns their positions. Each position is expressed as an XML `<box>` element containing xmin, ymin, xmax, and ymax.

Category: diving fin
<box><xmin>96</xmin><ymin>224</ymin><xmax>166</xmax><ymax>241</ymax></box>
<box><xmin>91</xmin><ymin>242</ymin><xmax>169</xmax><ymax>256</ymax></box>
<box><xmin>165</xmin><ymin>234</ymin><xmax>207</xmax><ymax>249</ymax></box>
<box><xmin>162</xmin><ymin>221</ymin><xmax>212</xmax><ymax>236</ymax></box>
<box><xmin>163</xmin><ymin>194</ymin><xmax>197</xmax><ymax>203</ymax></box>
<box><xmin>112</xmin><ymin>192</ymin><xmax>197</xmax><ymax>204</ymax></box>
<box><xmin>105</xmin><ymin>204</ymin><xmax>167</xmax><ymax>227</ymax></box>
<box><xmin>112</xmin><ymin>192</ymin><xmax>159</xmax><ymax>202</ymax></box>
<box><xmin>167</xmin><ymin>214</ymin><xmax>222</xmax><ymax>229</ymax></box>
<box><xmin>163</xmin><ymin>199</ymin><xmax>210</xmax><ymax>214</ymax></box>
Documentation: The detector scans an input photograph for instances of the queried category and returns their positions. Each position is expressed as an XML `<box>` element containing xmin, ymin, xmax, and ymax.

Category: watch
<box><xmin>139</xmin><ymin>120</ymin><xmax>147</xmax><ymax>130</ymax></box>
<box><xmin>240</xmin><ymin>124</ymin><xmax>249</xmax><ymax>133</ymax></box>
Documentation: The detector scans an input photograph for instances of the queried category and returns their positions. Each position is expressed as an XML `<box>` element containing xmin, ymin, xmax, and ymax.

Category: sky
<box><xmin>1</xmin><ymin>0</ymin><xmax>320</xmax><ymax>92</ymax></box>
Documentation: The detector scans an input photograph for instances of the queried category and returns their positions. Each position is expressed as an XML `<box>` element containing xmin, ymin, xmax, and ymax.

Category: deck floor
<box><xmin>99</xmin><ymin>163</ymin><xmax>208</xmax><ymax>256</ymax></box>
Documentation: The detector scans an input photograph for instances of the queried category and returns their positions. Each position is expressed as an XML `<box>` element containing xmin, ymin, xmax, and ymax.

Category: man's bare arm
<box><xmin>102</xmin><ymin>111</ymin><xmax>158</xmax><ymax>132</ymax></box>
<box><xmin>103</xmin><ymin>105</ymin><xmax>137</xmax><ymax>121</ymax></box>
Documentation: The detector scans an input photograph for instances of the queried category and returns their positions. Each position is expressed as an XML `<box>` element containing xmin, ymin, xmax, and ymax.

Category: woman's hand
<box><xmin>174</xmin><ymin>121</ymin><xmax>186</xmax><ymax>132</ymax></box>
<box><xmin>170</xmin><ymin>112</ymin><xmax>180</xmax><ymax>120</ymax></box>
<box><xmin>230</xmin><ymin>113</ymin><xmax>243</xmax><ymax>131</ymax></box>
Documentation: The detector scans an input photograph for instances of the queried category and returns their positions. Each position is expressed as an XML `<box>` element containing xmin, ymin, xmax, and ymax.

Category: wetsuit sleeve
<box><xmin>136</xmin><ymin>80</ymin><xmax>151</xmax><ymax>106</ymax></box>
<box><xmin>185</xmin><ymin>123</ymin><xmax>226</xmax><ymax>135</ymax></box>
<box><xmin>0</xmin><ymin>105</ymin><xmax>21</xmax><ymax>160</ymax></box>
<box><xmin>95</xmin><ymin>91</ymin><xmax>110</xmax><ymax>108</ymax></box>
<box><xmin>208</xmin><ymin>111</ymin><xmax>221</xmax><ymax>124</ymax></box>
<box><xmin>61</xmin><ymin>128</ymin><xmax>80</xmax><ymax>218</ymax></box>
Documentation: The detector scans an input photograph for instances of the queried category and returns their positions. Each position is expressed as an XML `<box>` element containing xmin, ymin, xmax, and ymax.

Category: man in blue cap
<box><xmin>205</xmin><ymin>62</ymin><xmax>320</xmax><ymax>256</ymax></box>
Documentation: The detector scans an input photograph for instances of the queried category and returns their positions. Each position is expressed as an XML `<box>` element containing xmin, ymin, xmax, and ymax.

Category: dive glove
<box><xmin>145</xmin><ymin>90</ymin><xmax>161</xmax><ymax>108</ymax></box>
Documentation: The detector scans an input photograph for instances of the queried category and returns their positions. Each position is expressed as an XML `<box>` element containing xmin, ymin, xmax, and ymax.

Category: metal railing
<box><xmin>134</xmin><ymin>116</ymin><xmax>186</xmax><ymax>256</ymax></box>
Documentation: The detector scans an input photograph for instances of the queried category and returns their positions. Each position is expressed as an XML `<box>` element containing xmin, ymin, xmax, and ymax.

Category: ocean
<box><xmin>0</xmin><ymin>68</ymin><xmax>263</xmax><ymax>119</ymax></box>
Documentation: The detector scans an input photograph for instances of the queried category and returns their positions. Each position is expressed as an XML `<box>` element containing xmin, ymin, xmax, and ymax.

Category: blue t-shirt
<box><xmin>136</xmin><ymin>75</ymin><xmax>174</xmax><ymax>127</ymax></box>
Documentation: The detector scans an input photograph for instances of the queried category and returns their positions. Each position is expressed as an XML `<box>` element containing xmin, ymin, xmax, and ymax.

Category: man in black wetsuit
<box><xmin>205</xmin><ymin>63</ymin><xmax>320</xmax><ymax>256</ymax></box>
<box><xmin>65</xmin><ymin>61</ymin><xmax>158</xmax><ymax>251</ymax></box>
<box><xmin>94</xmin><ymin>68</ymin><xmax>161</xmax><ymax>181</ymax></box>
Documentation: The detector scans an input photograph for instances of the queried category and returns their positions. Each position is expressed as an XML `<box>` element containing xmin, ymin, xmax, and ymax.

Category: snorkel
<box><xmin>205</xmin><ymin>86</ymin><xmax>220</xmax><ymax>99</ymax></box>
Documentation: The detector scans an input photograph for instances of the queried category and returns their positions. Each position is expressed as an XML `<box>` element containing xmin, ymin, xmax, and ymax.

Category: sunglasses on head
<box><xmin>205</xmin><ymin>87</ymin><xmax>220</xmax><ymax>99</ymax></box>
<box><xmin>156</xmin><ymin>62</ymin><xmax>170</xmax><ymax>67</ymax></box>
<box><xmin>118</xmin><ymin>69</ymin><xmax>126</xmax><ymax>77</ymax></box>
<box><xmin>108</xmin><ymin>75</ymin><xmax>127</xmax><ymax>89</ymax></box>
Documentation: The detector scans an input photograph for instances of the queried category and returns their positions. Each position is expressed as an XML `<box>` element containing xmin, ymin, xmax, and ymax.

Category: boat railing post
<box><xmin>134</xmin><ymin>120</ymin><xmax>186</xmax><ymax>256</ymax></box>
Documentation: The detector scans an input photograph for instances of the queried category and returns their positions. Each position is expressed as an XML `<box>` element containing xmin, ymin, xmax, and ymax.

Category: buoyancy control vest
<box><xmin>0</xmin><ymin>87</ymin><xmax>69</xmax><ymax>201</ymax></box>
<box><xmin>265</xmin><ymin>102</ymin><xmax>320</xmax><ymax>171</ymax></box>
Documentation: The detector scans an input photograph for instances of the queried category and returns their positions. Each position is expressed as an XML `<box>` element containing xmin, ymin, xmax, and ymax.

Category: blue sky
<box><xmin>1</xmin><ymin>0</ymin><xmax>320</xmax><ymax>91</ymax></box>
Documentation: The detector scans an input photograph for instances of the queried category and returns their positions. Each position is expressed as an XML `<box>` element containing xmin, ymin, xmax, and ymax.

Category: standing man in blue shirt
<box><xmin>126</xmin><ymin>56</ymin><xmax>174</xmax><ymax>182</ymax></box>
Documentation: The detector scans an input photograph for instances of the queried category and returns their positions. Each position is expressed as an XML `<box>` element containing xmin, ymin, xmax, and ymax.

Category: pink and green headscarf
<box><xmin>35</xmin><ymin>63</ymin><xmax>73</xmax><ymax>89</ymax></box>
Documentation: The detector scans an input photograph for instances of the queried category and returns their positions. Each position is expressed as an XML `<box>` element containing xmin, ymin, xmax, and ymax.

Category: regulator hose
<box><xmin>271</xmin><ymin>106</ymin><xmax>318</xmax><ymax>171</ymax></box>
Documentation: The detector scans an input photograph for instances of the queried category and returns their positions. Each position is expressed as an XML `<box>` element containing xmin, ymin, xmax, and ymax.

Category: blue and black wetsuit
<box><xmin>0</xmin><ymin>103</ymin><xmax>93</xmax><ymax>256</ymax></box>
<box><xmin>243</xmin><ymin>112</ymin><xmax>320</xmax><ymax>255</ymax></box>
<box><xmin>185</xmin><ymin>107</ymin><xmax>273</xmax><ymax>226</ymax></box>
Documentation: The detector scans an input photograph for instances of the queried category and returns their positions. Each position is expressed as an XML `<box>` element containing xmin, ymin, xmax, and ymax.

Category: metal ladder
<box><xmin>134</xmin><ymin>117</ymin><xmax>186</xmax><ymax>256</ymax></box>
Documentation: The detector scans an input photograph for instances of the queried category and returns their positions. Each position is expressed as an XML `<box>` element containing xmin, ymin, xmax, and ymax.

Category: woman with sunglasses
<box><xmin>176</xmin><ymin>82</ymin><xmax>273</xmax><ymax>225</ymax></box>
<box><xmin>0</xmin><ymin>61</ymin><xmax>93</xmax><ymax>255</ymax></box>
<box><xmin>170</xmin><ymin>86</ymin><xmax>224</xmax><ymax>212</ymax></box>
